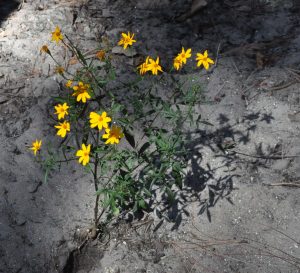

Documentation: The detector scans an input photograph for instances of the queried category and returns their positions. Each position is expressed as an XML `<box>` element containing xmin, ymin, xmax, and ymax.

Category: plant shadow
<box><xmin>151</xmin><ymin>110</ymin><xmax>277</xmax><ymax>230</ymax></box>
<box><xmin>0</xmin><ymin>0</ymin><xmax>19</xmax><ymax>26</ymax></box>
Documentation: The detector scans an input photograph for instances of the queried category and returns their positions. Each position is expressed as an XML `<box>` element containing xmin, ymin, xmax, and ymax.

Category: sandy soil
<box><xmin>0</xmin><ymin>0</ymin><xmax>300</xmax><ymax>272</ymax></box>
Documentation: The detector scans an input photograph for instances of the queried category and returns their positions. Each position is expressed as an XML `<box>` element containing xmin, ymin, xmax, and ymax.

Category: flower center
<box><xmin>84</xmin><ymin>151</ymin><xmax>89</xmax><ymax>157</ymax></box>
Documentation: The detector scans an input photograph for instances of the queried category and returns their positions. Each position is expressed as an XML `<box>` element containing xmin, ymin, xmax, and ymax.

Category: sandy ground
<box><xmin>0</xmin><ymin>0</ymin><xmax>300</xmax><ymax>272</ymax></box>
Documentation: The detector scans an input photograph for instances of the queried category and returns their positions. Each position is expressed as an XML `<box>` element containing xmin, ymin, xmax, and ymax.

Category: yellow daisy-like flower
<box><xmin>30</xmin><ymin>139</ymin><xmax>42</xmax><ymax>156</ymax></box>
<box><xmin>55</xmin><ymin>120</ymin><xmax>70</xmax><ymax>138</ymax></box>
<box><xmin>54</xmin><ymin>102</ymin><xmax>69</xmax><ymax>120</ymax></box>
<box><xmin>173</xmin><ymin>47</ymin><xmax>192</xmax><ymax>71</ymax></box>
<box><xmin>90</xmin><ymin>111</ymin><xmax>111</xmax><ymax>130</ymax></box>
<box><xmin>178</xmin><ymin>47</ymin><xmax>192</xmax><ymax>64</ymax></box>
<box><xmin>65</xmin><ymin>80</ymin><xmax>73</xmax><ymax>88</ymax></box>
<box><xmin>72</xmin><ymin>82</ymin><xmax>91</xmax><ymax>103</ymax></box>
<box><xmin>173</xmin><ymin>55</ymin><xmax>183</xmax><ymax>71</ymax></box>
<box><xmin>196</xmin><ymin>50</ymin><xmax>215</xmax><ymax>70</ymax></box>
<box><xmin>147</xmin><ymin>57</ymin><xmax>163</xmax><ymax>75</ymax></box>
<box><xmin>118</xmin><ymin>32</ymin><xmax>136</xmax><ymax>49</ymax></box>
<box><xmin>76</xmin><ymin>144</ymin><xmax>91</xmax><ymax>166</ymax></box>
<box><xmin>40</xmin><ymin>45</ymin><xmax>50</xmax><ymax>54</ymax></box>
<box><xmin>138</xmin><ymin>56</ymin><xmax>150</xmax><ymax>75</ymax></box>
<box><xmin>96</xmin><ymin>50</ymin><xmax>106</xmax><ymax>61</ymax></box>
<box><xmin>51</xmin><ymin>26</ymin><xmax>63</xmax><ymax>43</ymax></box>
<box><xmin>102</xmin><ymin>125</ymin><xmax>124</xmax><ymax>145</ymax></box>
<box><xmin>55</xmin><ymin>66</ymin><xmax>64</xmax><ymax>75</ymax></box>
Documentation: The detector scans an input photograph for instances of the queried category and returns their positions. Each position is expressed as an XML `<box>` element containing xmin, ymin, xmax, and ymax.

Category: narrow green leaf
<box><xmin>165</xmin><ymin>187</ymin><xmax>175</xmax><ymax>204</ymax></box>
<box><xmin>75</xmin><ymin>47</ymin><xmax>87</xmax><ymax>65</ymax></box>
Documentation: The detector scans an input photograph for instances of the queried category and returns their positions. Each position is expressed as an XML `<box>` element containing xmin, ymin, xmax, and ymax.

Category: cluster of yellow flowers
<box><xmin>173</xmin><ymin>47</ymin><xmax>192</xmax><ymax>70</ymax></box>
<box><xmin>89</xmin><ymin>112</ymin><xmax>124</xmax><ymax>145</ymax></box>
<box><xmin>32</xmin><ymin>27</ymin><xmax>127</xmax><ymax>164</ymax></box>
<box><xmin>116</xmin><ymin>31</ymin><xmax>214</xmax><ymax>74</ymax></box>
<box><xmin>173</xmin><ymin>48</ymin><xmax>214</xmax><ymax>71</ymax></box>
<box><xmin>54</xmin><ymin>102</ymin><xmax>70</xmax><ymax>138</ymax></box>
<box><xmin>41</xmin><ymin>27</ymin><xmax>215</xmax><ymax>75</ymax></box>
<box><xmin>32</xmin><ymin>27</ymin><xmax>214</xmax><ymax>166</ymax></box>
<box><xmin>138</xmin><ymin>57</ymin><xmax>163</xmax><ymax>75</ymax></box>
<box><xmin>72</xmin><ymin>81</ymin><xmax>91</xmax><ymax>103</ymax></box>
<box><xmin>76</xmin><ymin>112</ymin><xmax>124</xmax><ymax>166</ymax></box>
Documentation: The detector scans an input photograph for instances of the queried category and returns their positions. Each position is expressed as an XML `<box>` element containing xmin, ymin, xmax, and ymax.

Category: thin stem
<box><xmin>93</xmin><ymin>131</ymin><xmax>100</xmax><ymax>227</ymax></box>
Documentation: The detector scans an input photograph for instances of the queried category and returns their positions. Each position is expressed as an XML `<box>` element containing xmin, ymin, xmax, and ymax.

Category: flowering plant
<box><xmin>32</xmin><ymin>26</ymin><xmax>214</xmax><ymax>235</ymax></box>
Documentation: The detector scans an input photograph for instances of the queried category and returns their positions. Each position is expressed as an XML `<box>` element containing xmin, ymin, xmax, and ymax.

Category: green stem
<box><xmin>93</xmin><ymin>131</ymin><xmax>100</xmax><ymax>227</ymax></box>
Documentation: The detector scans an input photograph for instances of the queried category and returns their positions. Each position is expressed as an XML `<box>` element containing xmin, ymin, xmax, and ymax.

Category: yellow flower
<box><xmin>96</xmin><ymin>50</ymin><xmax>106</xmax><ymax>61</ymax></box>
<box><xmin>40</xmin><ymin>45</ymin><xmax>50</xmax><ymax>54</ymax></box>
<box><xmin>196</xmin><ymin>50</ymin><xmax>215</xmax><ymax>70</ymax></box>
<box><xmin>55</xmin><ymin>121</ymin><xmax>70</xmax><ymax>138</ymax></box>
<box><xmin>72</xmin><ymin>82</ymin><xmax>91</xmax><ymax>103</ymax></box>
<box><xmin>118</xmin><ymin>32</ymin><xmax>136</xmax><ymax>49</ymax></box>
<box><xmin>76</xmin><ymin>144</ymin><xmax>91</xmax><ymax>166</ymax></box>
<box><xmin>90</xmin><ymin>111</ymin><xmax>111</xmax><ymax>130</ymax></box>
<box><xmin>102</xmin><ymin>125</ymin><xmax>124</xmax><ymax>144</ymax></box>
<box><xmin>173</xmin><ymin>56</ymin><xmax>183</xmax><ymax>71</ymax></box>
<box><xmin>30</xmin><ymin>139</ymin><xmax>42</xmax><ymax>156</ymax></box>
<box><xmin>178</xmin><ymin>47</ymin><xmax>192</xmax><ymax>64</ymax></box>
<box><xmin>65</xmin><ymin>80</ymin><xmax>73</xmax><ymax>88</ymax></box>
<box><xmin>55</xmin><ymin>66</ymin><xmax>64</xmax><ymax>75</ymax></box>
<box><xmin>51</xmin><ymin>26</ymin><xmax>63</xmax><ymax>43</ymax></box>
<box><xmin>54</xmin><ymin>102</ymin><xmax>69</xmax><ymax>120</ymax></box>
<box><xmin>173</xmin><ymin>47</ymin><xmax>192</xmax><ymax>70</ymax></box>
<box><xmin>138</xmin><ymin>56</ymin><xmax>150</xmax><ymax>75</ymax></box>
<box><xmin>147</xmin><ymin>57</ymin><xmax>163</xmax><ymax>75</ymax></box>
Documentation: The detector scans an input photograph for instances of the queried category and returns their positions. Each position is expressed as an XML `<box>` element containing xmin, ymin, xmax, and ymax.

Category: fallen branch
<box><xmin>263</xmin><ymin>182</ymin><xmax>300</xmax><ymax>188</ymax></box>
<box><xmin>233</xmin><ymin>150</ymin><xmax>299</xmax><ymax>160</ymax></box>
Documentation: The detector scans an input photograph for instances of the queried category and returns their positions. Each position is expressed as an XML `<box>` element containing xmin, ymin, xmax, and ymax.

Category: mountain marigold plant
<box><xmin>33</xmin><ymin>26</ymin><xmax>214</xmax><ymax>235</ymax></box>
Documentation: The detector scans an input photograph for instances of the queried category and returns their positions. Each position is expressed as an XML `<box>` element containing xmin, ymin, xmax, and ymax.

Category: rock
<box><xmin>37</xmin><ymin>4</ymin><xmax>44</xmax><ymax>10</ymax></box>
<box><xmin>15</xmin><ymin>215</ymin><xmax>27</xmax><ymax>226</ymax></box>
<box><xmin>0</xmin><ymin>96</ymin><xmax>9</xmax><ymax>104</ymax></box>
<box><xmin>102</xmin><ymin>9</ymin><xmax>113</xmax><ymax>18</ymax></box>
<box><xmin>272</xmin><ymin>159</ymin><xmax>290</xmax><ymax>171</ymax></box>
<box><xmin>236</xmin><ymin>5</ymin><xmax>251</xmax><ymax>12</ymax></box>
<box><xmin>112</xmin><ymin>46</ymin><xmax>137</xmax><ymax>57</ymax></box>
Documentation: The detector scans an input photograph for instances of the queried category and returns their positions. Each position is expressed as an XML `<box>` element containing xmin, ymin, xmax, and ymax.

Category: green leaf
<box><xmin>51</xmin><ymin>96</ymin><xmax>68</xmax><ymax>103</ymax></box>
<box><xmin>138</xmin><ymin>199</ymin><xmax>147</xmax><ymax>209</ymax></box>
<box><xmin>113</xmin><ymin>207</ymin><xmax>120</xmax><ymax>216</ymax></box>
<box><xmin>75</xmin><ymin>47</ymin><xmax>87</xmax><ymax>65</ymax></box>
<box><xmin>133</xmin><ymin>200</ymin><xmax>138</xmax><ymax>212</ymax></box>
<box><xmin>44</xmin><ymin>169</ymin><xmax>49</xmax><ymax>184</ymax></box>
<box><xmin>172</xmin><ymin>169</ymin><xmax>183</xmax><ymax>189</ymax></box>
<box><xmin>165</xmin><ymin>187</ymin><xmax>175</xmax><ymax>204</ymax></box>
<box><xmin>143</xmin><ymin>188</ymin><xmax>152</xmax><ymax>197</ymax></box>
